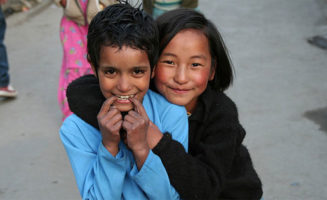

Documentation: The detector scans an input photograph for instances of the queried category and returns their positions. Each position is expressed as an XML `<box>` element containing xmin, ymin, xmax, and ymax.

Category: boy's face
<box><xmin>93</xmin><ymin>45</ymin><xmax>151</xmax><ymax>112</ymax></box>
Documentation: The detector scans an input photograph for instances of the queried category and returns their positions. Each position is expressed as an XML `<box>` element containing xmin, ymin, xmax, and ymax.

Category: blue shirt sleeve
<box><xmin>129</xmin><ymin>150</ymin><xmax>180</xmax><ymax>200</ymax></box>
<box><xmin>59</xmin><ymin>114</ymin><xmax>183</xmax><ymax>200</ymax></box>
<box><xmin>161</xmin><ymin>104</ymin><xmax>189</xmax><ymax>152</ymax></box>
<box><xmin>59</xmin><ymin>115</ymin><xmax>130</xmax><ymax>200</ymax></box>
<box><xmin>143</xmin><ymin>90</ymin><xmax>189</xmax><ymax>152</ymax></box>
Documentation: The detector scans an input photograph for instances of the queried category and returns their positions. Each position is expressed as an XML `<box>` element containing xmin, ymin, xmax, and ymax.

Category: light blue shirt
<box><xmin>60</xmin><ymin>89</ymin><xmax>188</xmax><ymax>200</ymax></box>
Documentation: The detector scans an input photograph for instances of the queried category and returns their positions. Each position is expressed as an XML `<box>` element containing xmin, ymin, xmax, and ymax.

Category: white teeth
<box><xmin>117</xmin><ymin>95</ymin><xmax>134</xmax><ymax>100</ymax></box>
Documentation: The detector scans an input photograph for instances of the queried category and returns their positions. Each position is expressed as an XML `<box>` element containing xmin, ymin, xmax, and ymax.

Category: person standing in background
<box><xmin>55</xmin><ymin>0</ymin><xmax>117</xmax><ymax>120</ymax></box>
<box><xmin>0</xmin><ymin>0</ymin><xmax>18</xmax><ymax>98</ymax></box>
<box><xmin>142</xmin><ymin>0</ymin><xmax>198</xmax><ymax>18</ymax></box>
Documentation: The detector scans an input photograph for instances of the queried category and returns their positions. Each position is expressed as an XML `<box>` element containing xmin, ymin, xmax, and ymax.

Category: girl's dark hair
<box><xmin>87</xmin><ymin>1</ymin><xmax>159</xmax><ymax>72</ymax></box>
<box><xmin>156</xmin><ymin>9</ymin><xmax>233</xmax><ymax>91</ymax></box>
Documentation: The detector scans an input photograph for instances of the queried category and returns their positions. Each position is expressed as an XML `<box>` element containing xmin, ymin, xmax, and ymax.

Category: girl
<box><xmin>55</xmin><ymin>0</ymin><xmax>116</xmax><ymax>119</ymax></box>
<box><xmin>67</xmin><ymin>8</ymin><xmax>263</xmax><ymax>199</ymax></box>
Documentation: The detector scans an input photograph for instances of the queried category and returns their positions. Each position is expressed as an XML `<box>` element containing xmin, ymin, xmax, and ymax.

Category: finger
<box><xmin>122</xmin><ymin>120</ymin><xmax>132</xmax><ymax>132</ymax></box>
<box><xmin>129</xmin><ymin>97</ymin><xmax>148</xmax><ymax>120</ymax></box>
<box><xmin>98</xmin><ymin>96</ymin><xmax>118</xmax><ymax>118</ymax></box>
<box><xmin>99</xmin><ymin>106</ymin><xmax>121</xmax><ymax>123</ymax></box>
<box><xmin>123</xmin><ymin>111</ymin><xmax>139</xmax><ymax>123</ymax></box>
<box><xmin>107</xmin><ymin>111</ymin><xmax>123</xmax><ymax>124</ymax></box>
<box><xmin>109</xmin><ymin>121</ymin><xmax>123</xmax><ymax>135</ymax></box>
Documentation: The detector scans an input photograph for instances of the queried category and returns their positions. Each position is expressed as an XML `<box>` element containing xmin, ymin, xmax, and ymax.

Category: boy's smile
<box><xmin>93</xmin><ymin>45</ymin><xmax>151</xmax><ymax>112</ymax></box>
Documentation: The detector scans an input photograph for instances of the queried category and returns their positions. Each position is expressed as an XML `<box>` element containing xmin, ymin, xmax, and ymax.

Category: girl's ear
<box><xmin>151</xmin><ymin>65</ymin><xmax>156</xmax><ymax>79</ymax></box>
<box><xmin>209</xmin><ymin>63</ymin><xmax>216</xmax><ymax>81</ymax></box>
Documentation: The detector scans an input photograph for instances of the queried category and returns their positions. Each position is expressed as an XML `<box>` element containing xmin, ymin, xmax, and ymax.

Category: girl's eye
<box><xmin>192</xmin><ymin>63</ymin><xmax>202</xmax><ymax>67</ymax></box>
<box><xmin>162</xmin><ymin>60</ymin><xmax>174</xmax><ymax>65</ymax></box>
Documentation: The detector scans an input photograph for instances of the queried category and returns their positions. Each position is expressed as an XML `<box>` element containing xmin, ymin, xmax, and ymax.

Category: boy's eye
<box><xmin>133</xmin><ymin>68</ymin><xmax>146</xmax><ymax>76</ymax></box>
<box><xmin>105</xmin><ymin>68</ymin><xmax>116</xmax><ymax>75</ymax></box>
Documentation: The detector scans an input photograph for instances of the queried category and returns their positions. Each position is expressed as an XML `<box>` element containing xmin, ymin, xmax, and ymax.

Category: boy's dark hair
<box><xmin>156</xmin><ymin>9</ymin><xmax>234</xmax><ymax>91</ymax></box>
<box><xmin>87</xmin><ymin>1</ymin><xmax>159</xmax><ymax>72</ymax></box>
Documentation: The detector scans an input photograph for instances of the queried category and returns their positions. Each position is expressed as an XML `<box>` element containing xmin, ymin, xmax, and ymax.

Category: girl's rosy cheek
<box><xmin>193</xmin><ymin>70</ymin><xmax>211</xmax><ymax>89</ymax></box>
<box><xmin>155</xmin><ymin>67</ymin><xmax>171</xmax><ymax>83</ymax></box>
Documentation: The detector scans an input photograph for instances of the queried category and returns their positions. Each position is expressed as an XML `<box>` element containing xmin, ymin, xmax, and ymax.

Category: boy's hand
<box><xmin>122</xmin><ymin>98</ymin><xmax>150</xmax><ymax>169</ymax></box>
<box><xmin>97</xmin><ymin>96</ymin><xmax>122</xmax><ymax>156</ymax></box>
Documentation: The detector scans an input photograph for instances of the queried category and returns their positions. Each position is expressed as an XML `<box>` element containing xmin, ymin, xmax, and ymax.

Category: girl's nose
<box><xmin>173</xmin><ymin>66</ymin><xmax>188</xmax><ymax>84</ymax></box>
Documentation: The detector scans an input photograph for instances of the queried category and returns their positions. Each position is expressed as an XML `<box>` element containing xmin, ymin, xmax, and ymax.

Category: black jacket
<box><xmin>66</xmin><ymin>75</ymin><xmax>263</xmax><ymax>200</ymax></box>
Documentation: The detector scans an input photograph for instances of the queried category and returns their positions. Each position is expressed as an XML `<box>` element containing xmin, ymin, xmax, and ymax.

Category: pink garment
<box><xmin>58</xmin><ymin>0</ymin><xmax>93</xmax><ymax>120</ymax></box>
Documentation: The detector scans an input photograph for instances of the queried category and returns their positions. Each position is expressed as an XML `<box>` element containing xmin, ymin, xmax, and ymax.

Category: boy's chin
<box><xmin>114</xmin><ymin>104</ymin><xmax>134</xmax><ymax>112</ymax></box>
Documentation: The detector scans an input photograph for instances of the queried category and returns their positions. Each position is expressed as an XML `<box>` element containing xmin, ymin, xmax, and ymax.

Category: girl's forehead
<box><xmin>163</xmin><ymin>29</ymin><xmax>210</xmax><ymax>56</ymax></box>
<box><xmin>174</xmin><ymin>29</ymin><xmax>206</xmax><ymax>39</ymax></box>
<box><xmin>167</xmin><ymin>29</ymin><xmax>208</xmax><ymax>48</ymax></box>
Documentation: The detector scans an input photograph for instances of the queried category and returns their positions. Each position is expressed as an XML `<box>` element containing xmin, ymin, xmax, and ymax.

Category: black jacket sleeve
<box><xmin>153</xmin><ymin>92</ymin><xmax>262</xmax><ymax>200</ymax></box>
<box><xmin>66</xmin><ymin>74</ymin><xmax>104</xmax><ymax>129</ymax></box>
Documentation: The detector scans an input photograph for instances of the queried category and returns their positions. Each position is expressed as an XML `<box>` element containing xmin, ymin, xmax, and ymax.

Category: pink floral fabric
<box><xmin>58</xmin><ymin>0</ymin><xmax>93</xmax><ymax>120</ymax></box>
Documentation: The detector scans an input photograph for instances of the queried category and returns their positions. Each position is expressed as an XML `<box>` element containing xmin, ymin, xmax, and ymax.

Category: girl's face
<box><xmin>154</xmin><ymin>29</ymin><xmax>215</xmax><ymax>113</ymax></box>
<box><xmin>93</xmin><ymin>45</ymin><xmax>151</xmax><ymax>112</ymax></box>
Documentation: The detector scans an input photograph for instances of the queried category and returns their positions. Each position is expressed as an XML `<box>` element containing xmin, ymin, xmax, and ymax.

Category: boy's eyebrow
<box><xmin>99</xmin><ymin>65</ymin><xmax>116</xmax><ymax>69</ymax></box>
<box><xmin>133</xmin><ymin>65</ymin><xmax>150</xmax><ymax>68</ymax></box>
<box><xmin>99</xmin><ymin>65</ymin><xmax>149</xmax><ymax>69</ymax></box>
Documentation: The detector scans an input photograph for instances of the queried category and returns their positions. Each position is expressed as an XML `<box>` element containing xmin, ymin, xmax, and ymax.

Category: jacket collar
<box><xmin>189</xmin><ymin>85</ymin><xmax>217</xmax><ymax>123</ymax></box>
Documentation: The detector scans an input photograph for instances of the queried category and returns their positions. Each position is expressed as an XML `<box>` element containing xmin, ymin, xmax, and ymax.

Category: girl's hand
<box><xmin>147</xmin><ymin>121</ymin><xmax>163</xmax><ymax>149</ymax></box>
<box><xmin>97</xmin><ymin>96</ymin><xmax>122</xmax><ymax>156</ymax></box>
<box><xmin>122</xmin><ymin>98</ymin><xmax>150</xmax><ymax>169</ymax></box>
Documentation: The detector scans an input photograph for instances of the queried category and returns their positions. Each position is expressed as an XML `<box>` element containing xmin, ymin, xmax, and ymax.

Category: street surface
<box><xmin>0</xmin><ymin>0</ymin><xmax>326</xmax><ymax>199</ymax></box>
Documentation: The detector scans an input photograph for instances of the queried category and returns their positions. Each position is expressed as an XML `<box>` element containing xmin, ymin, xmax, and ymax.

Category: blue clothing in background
<box><xmin>0</xmin><ymin>8</ymin><xmax>9</xmax><ymax>87</ymax></box>
<box><xmin>60</xmin><ymin>89</ymin><xmax>188</xmax><ymax>200</ymax></box>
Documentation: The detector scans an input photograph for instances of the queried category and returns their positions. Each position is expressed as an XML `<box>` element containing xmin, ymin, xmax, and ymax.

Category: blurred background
<box><xmin>0</xmin><ymin>0</ymin><xmax>326</xmax><ymax>199</ymax></box>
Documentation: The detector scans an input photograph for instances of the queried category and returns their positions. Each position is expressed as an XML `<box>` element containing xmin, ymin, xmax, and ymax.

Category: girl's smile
<box><xmin>168</xmin><ymin>86</ymin><xmax>192</xmax><ymax>94</ymax></box>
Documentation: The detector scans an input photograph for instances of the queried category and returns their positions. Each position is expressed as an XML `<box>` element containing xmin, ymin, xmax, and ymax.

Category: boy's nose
<box><xmin>117</xmin><ymin>75</ymin><xmax>131</xmax><ymax>92</ymax></box>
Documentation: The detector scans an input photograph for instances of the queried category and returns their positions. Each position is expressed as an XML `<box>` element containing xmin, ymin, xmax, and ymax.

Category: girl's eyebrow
<box><xmin>162</xmin><ymin>53</ymin><xmax>207</xmax><ymax>60</ymax></box>
<box><xmin>161</xmin><ymin>52</ymin><xmax>177</xmax><ymax>57</ymax></box>
<box><xmin>191</xmin><ymin>55</ymin><xmax>207</xmax><ymax>60</ymax></box>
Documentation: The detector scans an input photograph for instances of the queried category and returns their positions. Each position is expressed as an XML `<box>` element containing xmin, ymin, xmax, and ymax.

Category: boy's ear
<box><xmin>90</xmin><ymin>63</ymin><xmax>98</xmax><ymax>78</ymax></box>
<box><xmin>151</xmin><ymin>65</ymin><xmax>156</xmax><ymax>79</ymax></box>
<box><xmin>87</xmin><ymin>54</ymin><xmax>98</xmax><ymax>78</ymax></box>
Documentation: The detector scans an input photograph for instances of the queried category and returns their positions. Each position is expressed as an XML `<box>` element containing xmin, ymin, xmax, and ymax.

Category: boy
<box><xmin>59</xmin><ymin>2</ymin><xmax>188</xmax><ymax>199</ymax></box>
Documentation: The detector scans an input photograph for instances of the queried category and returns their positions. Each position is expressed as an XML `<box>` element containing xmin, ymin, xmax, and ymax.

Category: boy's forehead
<box><xmin>99</xmin><ymin>45</ymin><xmax>151</xmax><ymax>68</ymax></box>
